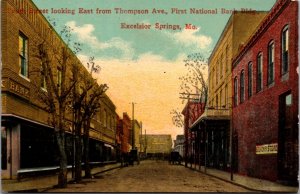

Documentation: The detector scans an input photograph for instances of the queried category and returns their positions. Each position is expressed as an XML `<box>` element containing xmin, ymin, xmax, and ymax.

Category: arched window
<box><xmin>257</xmin><ymin>53</ymin><xmax>263</xmax><ymax>92</ymax></box>
<box><xmin>268</xmin><ymin>41</ymin><xmax>275</xmax><ymax>85</ymax></box>
<box><xmin>234</xmin><ymin>77</ymin><xmax>238</xmax><ymax>106</ymax></box>
<box><xmin>240</xmin><ymin>70</ymin><xmax>245</xmax><ymax>103</ymax></box>
<box><xmin>282</xmin><ymin>25</ymin><xmax>289</xmax><ymax>75</ymax></box>
<box><xmin>248</xmin><ymin>62</ymin><xmax>253</xmax><ymax>97</ymax></box>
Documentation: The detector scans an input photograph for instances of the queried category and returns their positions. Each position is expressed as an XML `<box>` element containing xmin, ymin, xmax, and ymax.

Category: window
<box><xmin>57</xmin><ymin>68</ymin><xmax>62</xmax><ymax>94</ymax></box>
<box><xmin>216</xmin><ymin>94</ymin><xmax>218</xmax><ymax>108</ymax></box>
<box><xmin>103</xmin><ymin>109</ymin><xmax>107</xmax><ymax>127</ymax></box>
<box><xmin>216</xmin><ymin>65</ymin><xmax>218</xmax><ymax>84</ymax></box>
<box><xmin>19</xmin><ymin>33</ymin><xmax>28</xmax><ymax>77</ymax></box>
<box><xmin>248</xmin><ymin>62</ymin><xmax>253</xmax><ymax>97</ymax></box>
<box><xmin>268</xmin><ymin>41</ymin><xmax>275</xmax><ymax>85</ymax></box>
<box><xmin>225</xmin><ymin>84</ymin><xmax>228</xmax><ymax>108</ymax></box>
<box><xmin>220</xmin><ymin>55</ymin><xmax>223</xmax><ymax>78</ymax></box>
<box><xmin>40</xmin><ymin>64</ymin><xmax>46</xmax><ymax>90</ymax></box>
<box><xmin>282</xmin><ymin>26</ymin><xmax>289</xmax><ymax>74</ymax></box>
<box><xmin>225</xmin><ymin>46</ymin><xmax>229</xmax><ymax>72</ymax></box>
<box><xmin>234</xmin><ymin>77</ymin><xmax>238</xmax><ymax>106</ymax></box>
<box><xmin>240</xmin><ymin>70</ymin><xmax>245</xmax><ymax>103</ymax></box>
<box><xmin>257</xmin><ymin>53</ymin><xmax>263</xmax><ymax>92</ymax></box>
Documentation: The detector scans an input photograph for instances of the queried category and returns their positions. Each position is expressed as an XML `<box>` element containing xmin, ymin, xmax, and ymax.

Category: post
<box><xmin>132</xmin><ymin>102</ymin><xmax>135</xmax><ymax>149</ymax></box>
<box><xmin>230</xmin><ymin>108</ymin><xmax>233</xmax><ymax>181</ymax></box>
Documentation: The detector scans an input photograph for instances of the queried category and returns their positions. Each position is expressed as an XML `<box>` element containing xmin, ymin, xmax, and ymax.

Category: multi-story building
<box><xmin>182</xmin><ymin>101</ymin><xmax>205</xmax><ymax>167</ymax></box>
<box><xmin>1</xmin><ymin>0</ymin><xmax>117</xmax><ymax>179</ymax></box>
<box><xmin>232</xmin><ymin>0</ymin><xmax>298</xmax><ymax>184</ymax></box>
<box><xmin>131</xmin><ymin>120</ymin><xmax>142</xmax><ymax>152</ymax></box>
<box><xmin>118</xmin><ymin>113</ymin><xmax>131</xmax><ymax>154</ymax></box>
<box><xmin>145</xmin><ymin>134</ymin><xmax>172</xmax><ymax>158</ymax></box>
<box><xmin>190</xmin><ymin>11</ymin><xmax>268</xmax><ymax>171</ymax></box>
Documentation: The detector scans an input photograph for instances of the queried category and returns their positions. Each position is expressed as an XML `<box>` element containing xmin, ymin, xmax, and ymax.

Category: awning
<box><xmin>189</xmin><ymin>108</ymin><xmax>230</xmax><ymax>131</ymax></box>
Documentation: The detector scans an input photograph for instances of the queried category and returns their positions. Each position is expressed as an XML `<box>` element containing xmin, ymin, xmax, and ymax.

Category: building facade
<box><xmin>144</xmin><ymin>134</ymin><xmax>172</xmax><ymax>159</ymax></box>
<box><xmin>173</xmin><ymin>135</ymin><xmax>185</xmax><ymax>157</ymax></box>
<box><xmin>1</xmin><ymin>0</ymin><xmax>117</xmax><ymax>179</ymax></box>
<box><xmin>232</xmin><ymin>0</ymin><xmax>298</xmax><ymax>184</ymax></box>
<box><xmin>118</xmin><ymin>113</ymin><xmax>131</xmax><ymax>154</ymax></box>
<box><xmin>190</xmin><ymin>11</ymin><xmax>268</xmax><ymax>171</ymax></box>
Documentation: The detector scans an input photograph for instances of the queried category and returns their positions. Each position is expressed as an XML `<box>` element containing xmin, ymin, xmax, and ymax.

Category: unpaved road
<box><xmin>45</xmin><ymin>160</ymin><xmax>252</xmax><ymax>192</ymax></box>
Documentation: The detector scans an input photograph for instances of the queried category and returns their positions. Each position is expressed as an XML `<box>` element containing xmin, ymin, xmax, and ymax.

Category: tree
<box><xmin>33</xmin><ymin>29</ymin><xmax>79</xmax><ymax>188</ymax></box>
<box><xmin>171</xmin><ymin>53</ymin><xmax>208</xmax><ymax>127</ymax></box>
<box><xmin>71</xmin><ymin>57</ymin><xmax>108</xmax><ymax>181</ymax></box>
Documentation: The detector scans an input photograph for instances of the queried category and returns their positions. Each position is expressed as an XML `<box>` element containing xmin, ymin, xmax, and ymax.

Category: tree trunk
<box><xmin>84</xmin><ymin>120</ymin><xmax>91</xmax><ymax>178</ymax></box>
<box><xmin>75</xmin><ymin>123</ymin><xmax>82</xmax><ymax>182</ymax></box>
<box><xmin>56</xmin><ymin>131</ymin><xmax>68</xmax><ymax>188</ymax></box>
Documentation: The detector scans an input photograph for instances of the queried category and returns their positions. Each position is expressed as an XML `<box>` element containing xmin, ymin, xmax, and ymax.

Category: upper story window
<box><xmin>225</xmin><ymin>46</ymin><xmax>229</xmax><ymax>72</ymax></box>
<box><xmin>57</xmin><ymin>68</ymin><xmax>62</xmax><ymax>92</ymax></box>
<box><xmin>19</xmin><ymin>33</ymin><xmax>28</xmax><ymax>77</ymax></box>
<box><xmin>257</xmin><ymin>53</ymin><xmax>263</xmax><ymax>92</ymax></box>
<box><xmin>103</xmin><ymin>109</ymin><xmax>107</xmax><ymax>127</ymax></box>
<box><xmin>41</xmin><ymin>67</ymin><xmax>47</xmax><ymax>90</ymax></box>
<box><xmin>248</xmin><ymin>62</ymin><xmax>253</xmax><ymax>98</ymax></box>
<box><xmin>234</xmin><ymin>77</ymin><xmax>238</xmax><ymax>106</ymax></box>
<box><xmin>267</xmin><ymin>41</ymin><xmax>275</xmax><ymax>85</ymax></box>
<box><xmin>240</xmin><ymin>70</ymin><xmax>245</xmax><ymax>103</ymax></box>
<box><xmin>282</xmin><ymin>25</ymin><xmax>289</xmax><ymax>75</ymax></box>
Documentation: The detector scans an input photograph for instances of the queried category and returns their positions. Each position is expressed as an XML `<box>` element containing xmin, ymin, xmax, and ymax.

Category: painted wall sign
<box><xmin>256</xmin><ymin>143</ymin><xmax>278</xmax><ymax>154</ymax></box>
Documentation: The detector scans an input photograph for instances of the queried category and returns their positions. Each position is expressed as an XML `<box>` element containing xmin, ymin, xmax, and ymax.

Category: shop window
<box><xmin>1</xmin><ymin>127</ymin><xmax>7</xmax><ymax>170</ymax></box>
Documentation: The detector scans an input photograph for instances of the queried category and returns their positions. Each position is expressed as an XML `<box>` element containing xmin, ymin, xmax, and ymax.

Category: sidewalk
<box><xmin>185</xmin><ymin>163</ymin><xmax>298</xmax><ymax>193</ymax></box>
<box><xmin>1</xmin><ymin>162</ymin><xmax>121</xmax><ymax>193</ymax></box>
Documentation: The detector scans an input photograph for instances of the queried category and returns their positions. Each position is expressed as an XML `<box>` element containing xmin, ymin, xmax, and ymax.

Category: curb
<box><xmin>183</xmin><ymin>165</ymin><xmax>298</xmax><ymax>193</ymax></box>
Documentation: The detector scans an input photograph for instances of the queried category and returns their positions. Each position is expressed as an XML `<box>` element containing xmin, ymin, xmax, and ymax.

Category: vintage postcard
<box><xmin>1</xmin><ymin>0</ymin><xmax>299</xmax><ymax>193</ymax></box>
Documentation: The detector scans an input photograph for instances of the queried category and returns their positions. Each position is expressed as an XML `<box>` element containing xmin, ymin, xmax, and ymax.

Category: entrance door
<box><xmin>278</xmin><ymin>92</ymin><xmax>298</xmax><ymax>184</ymax></box>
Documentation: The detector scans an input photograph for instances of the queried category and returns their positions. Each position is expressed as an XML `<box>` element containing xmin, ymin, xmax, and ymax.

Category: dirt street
<box><xmin>45</xmin><ymin>160</ymin><xmax>252</xmax><ymax>192</ymax></box>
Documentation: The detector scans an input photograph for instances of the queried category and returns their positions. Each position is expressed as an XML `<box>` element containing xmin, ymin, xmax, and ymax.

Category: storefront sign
<box><xmin>256</xmin><ymin>143</ymin><xmax>278</xmax><ymax>154</ymax></box>
<box><xmin>2</xmin><ymin>79</ymin><xmax>30</xmax><ymax>99</ymax></box>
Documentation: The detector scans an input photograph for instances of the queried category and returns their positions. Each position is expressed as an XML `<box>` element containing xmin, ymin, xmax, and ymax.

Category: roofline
<box><xmin>208</xmin><ymin>10</ymin><xmax>270</xmax><ymax>65</ymax></box>
<box><xmin>232</xmin><ymin>0</ymin><xmax>291</xmax><ymax>67</ymax></box>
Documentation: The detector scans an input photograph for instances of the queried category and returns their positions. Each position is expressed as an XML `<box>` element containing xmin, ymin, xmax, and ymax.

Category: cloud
<box><xmin>165</xmin><ymin>27</ymin><xmax>212</xmax><ymax>50</ymax></box>
<box><xmin>66</xmin><ymin>21</ymin><xmax>134</xmax><ymax>59</ymax></box>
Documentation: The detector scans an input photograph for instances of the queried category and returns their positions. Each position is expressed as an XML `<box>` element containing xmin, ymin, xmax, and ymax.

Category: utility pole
<box><xmin>131</xmin><ymin>102</ymin><xmax>135</xmax><ymax>149</ymax></box>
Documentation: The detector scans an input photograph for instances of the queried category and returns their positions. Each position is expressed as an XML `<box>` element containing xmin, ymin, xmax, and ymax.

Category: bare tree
<box><xmin>71</xmin><ymin>57</ymin><xmax>108</xmax><ymax>181</ymax></box>
<box><xmin>34</xmin><ymin>36</ymin><xmax>78</xmax><ymax>188</ymax></box>
<box><xmin>179</xmin><ymin>53</ymin><xmax>208</xmax><ymax>109</ymax></box>
<box><xmin>171</xmin><ymin>53</ymin><xmax>208</xmax><ymax>128</ymax></box>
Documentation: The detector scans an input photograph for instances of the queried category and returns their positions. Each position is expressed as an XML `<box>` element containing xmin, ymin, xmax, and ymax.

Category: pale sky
<box><xmin>33</xmin><ymin>0</ymin><xmax>276</xmax><ymax>141</ymax></box>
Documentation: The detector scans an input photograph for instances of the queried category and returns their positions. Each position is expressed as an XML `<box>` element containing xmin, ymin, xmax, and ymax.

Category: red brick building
<box><xmin>182</xmin><ymin>101</ymin><xmax>205</xmax><ymax>167</ymax></box>
<box><xmin>118</xmin><ymin>113</ymin><xmax>132</xmax><ymax>154</ymax></box>
<box><xmin>232</xmin><ymin>0</ymin><xmax>298</xmax><ymax>184</ymax></box>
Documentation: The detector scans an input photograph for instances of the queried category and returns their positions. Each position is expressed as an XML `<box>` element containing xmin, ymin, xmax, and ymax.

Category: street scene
<box><xmin>1</xmin><ymin>0</ymin><xmax>299</xmax><ymax>193</ymax></box>
<box><xmin>44</xmin><ymin>160</ymin><xmax>251</xmax><ymax>193</ymax></box>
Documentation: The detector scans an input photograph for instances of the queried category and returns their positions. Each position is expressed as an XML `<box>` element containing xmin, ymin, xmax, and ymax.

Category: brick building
<box><xmin>118</xmin><ymin>113</ymin><xmax>131</xmax><ymax>154</ymax></box>
<box><xmin>190</xmin><ymin>11</ymin><xmax>268</xmax><ymax>171</ymax></box>
<box><xmin>232</xmin><ymin>0</ymin><xmax>298</xmax><ymax>184</ymax></box>
<box><xmin>182</xmin><ymin>101</ymin><xmax>205</xmax><ymax>167</ymax></box>
<box><xmin>1</xmin><ymin>0</ymin><xmax>117</xmax><ymax>179</ymax></box>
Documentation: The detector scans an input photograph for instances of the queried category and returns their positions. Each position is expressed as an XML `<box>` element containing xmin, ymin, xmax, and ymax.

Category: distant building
<box><xmin>118</xmin><ymin>113</ymin><xmax>131</xmax><ymax>153</ymax></box>
<box><xmin>131</xmin><ymin>120</ymin><xmax>142</xmax><ymax>152</ymax></box>
<box><xmin>173</xmin><ymin>135</ymin><xmax>184</xmax><ymax>157</ymax></box>
<box><xmin>144</xmin><ymin>134</ymin><xmax>172</xmax><ymax>157</ymax></box>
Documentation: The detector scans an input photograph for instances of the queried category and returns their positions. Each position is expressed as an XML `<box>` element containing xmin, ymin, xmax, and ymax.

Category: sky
<box><xmin>32</xmin><ymin>0</ymin><xmax>276</xmax><ymax>141</ymax></box>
